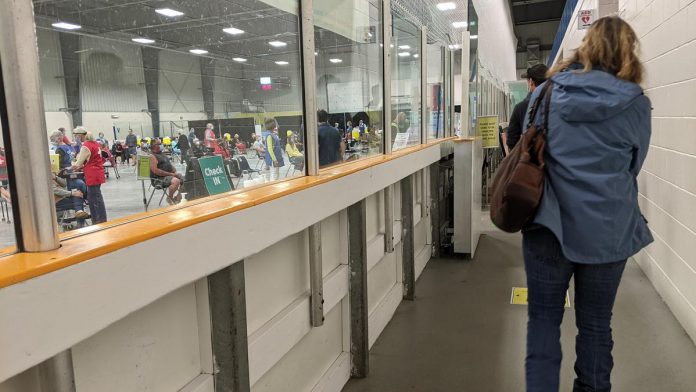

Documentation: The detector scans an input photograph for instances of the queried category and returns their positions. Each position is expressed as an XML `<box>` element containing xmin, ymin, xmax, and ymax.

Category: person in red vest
<box><xmin>71</xmin><ymin>127</ymin><xmax>107</xmax><ymax>224</ymax></box>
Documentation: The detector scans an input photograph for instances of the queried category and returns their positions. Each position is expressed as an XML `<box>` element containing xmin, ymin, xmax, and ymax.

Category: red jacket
<box><xmin>83</xmin><ymin>140</ymin><xmax>105</xmax><ymax>186</ymax></box>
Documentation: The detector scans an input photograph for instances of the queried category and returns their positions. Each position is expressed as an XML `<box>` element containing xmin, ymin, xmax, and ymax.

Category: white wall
<box><xmin>472</xmin><ymin>0</ymin><xmax>518</xmax><ymax>83</ymax></box>
<box><xmin>0</xmin><ymin>144</ymin><xmax>441</xmax><ymax>391</ymax></box>
<box><xmin>621</xmin><ymin>0</ymin><xmax>696</xmax><ymax>345</ymax></box>
<box><xmin>553</xmin><ymin>0</ymin><xmax>696</xmax><ymax>344</ymax></box>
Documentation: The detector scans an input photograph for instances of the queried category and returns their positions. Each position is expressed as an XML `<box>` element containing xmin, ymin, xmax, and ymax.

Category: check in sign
<box><xmin>198</xmin><ymin>156</ymin><xmax>232</xmax><ymax>195</ymax></box>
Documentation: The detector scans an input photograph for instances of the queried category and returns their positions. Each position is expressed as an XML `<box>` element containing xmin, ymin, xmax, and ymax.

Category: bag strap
<box><xmin>526</xmin><ymin>81</ymin><xmax>554</xmax><ymax>131</ymax></box>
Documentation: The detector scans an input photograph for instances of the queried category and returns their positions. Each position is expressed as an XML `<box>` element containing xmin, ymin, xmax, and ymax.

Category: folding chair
<box><xmin>253</xmin><ymin>150</ymin><xmax>266</xmax><ymax>170</ymax></box>
<box><xmin>146</xmin><ymin>180</ymin><xmax>169</xmax><ymax>209</ymax></box>
<box><xmin>234</xmin><ymin>156</ymin><xmax>261</xmax><ymax>188</ymax></box>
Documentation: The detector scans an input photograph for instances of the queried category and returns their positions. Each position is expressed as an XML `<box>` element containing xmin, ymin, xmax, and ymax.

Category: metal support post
<box><xmin>443</xmin><ymin>49</ymin><xmax>451</xmax><ymax>137</ymax></box>
<box><xmin>429</xmin><ymin>163</ymin><xmax>441</xmax><ymax>258</ymax></box>
<box><xmin>38</xmin><ymin>350</ymin><xmax>76</xmax><ymax>392</ymax></box>
<box><xmin>420</xmin><ymin>27</ymin><xmax>428</xmax><ymax>145</ymax></box>
<box><xmin>299</xmin><ymin>0</ymin><xmax>319</xmax><ymax>175</ymax></box>
<box><xmin>142</xmin><ymin>47</ymin><xmax>161</xmax><ymax>137</ymax></box>
<box><xmin>384</xmin><ymin>185</ymin><xmax>394</xmax><ymax>253</ymax></box>
<box><xmin>208</xmin><ymin>261</ymin><xmax>251</xmax><ymax>392</ymax></box>
<box><xmin>400</xmin><ymin>175</ymin><xmax>415</xmax><ymax>300</ymax></box>
<box><xmin>308</xmin><ymin>223</ymin><xmax>324</xmax><ymax>327</ymax></box>
<box><xmin>382</xmin><ymin>0</ymin><xmax>393</xmax><ymax>154</ymax></box>
<box><xmin>0</xmin><ymin>0</ymin><xmax>60</xmax><ymax>251</ymax></box>
<box><xmin>58</xmin><ymin>33</ymin><xmax>81</xmax><ymax>128</ymax></box>
<box><xmin>348</xmin><ymin>199</ymin><xmax>368</xmax><ymax>378</ymax></box>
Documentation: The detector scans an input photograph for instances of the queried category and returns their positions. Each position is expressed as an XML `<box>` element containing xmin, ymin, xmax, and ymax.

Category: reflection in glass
<box><xmin>32</xmin><ymin>0</ymin><xmax>305</xmax><ymax>233</ymax></box>
<box><xmin>314</xmin><ymin>0</ymin><xmax>384</xmax><ymax>168</ymax></box>
<box><xmin>0</xmin><ymin>123</ymin><xmax>17</xmax><ymax>254</ymax></box>
<box><xmin>427</xmin><ymin>44</ymin><xmax>444</xmax><ymax>141</ymax></box>
<box><xmin>390</xmin><ymin>14</ymin><xmax>421</xmax><ymax>151</ymax></box>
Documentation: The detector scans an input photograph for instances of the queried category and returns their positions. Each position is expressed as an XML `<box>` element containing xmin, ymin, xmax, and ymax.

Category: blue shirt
<box><xmin>526</xmin><ymin>66</ymin><xmax>653</xmax><ymax>263</ymax></box>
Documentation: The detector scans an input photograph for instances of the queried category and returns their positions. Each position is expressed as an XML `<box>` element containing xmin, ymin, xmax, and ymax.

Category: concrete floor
<box><xmin>343</xmin><ymin>229</ymin><xmax>696</xmax><ymax>392</ymax></box>
<box><xmin>0</xmin><ymin>153</ymin><xmax>294</xmax><ymax>250</ymax></box>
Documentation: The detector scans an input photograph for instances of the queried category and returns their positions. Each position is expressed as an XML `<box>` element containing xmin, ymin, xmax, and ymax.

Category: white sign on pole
<box><xmin>578</xmin><ymin>9</ymin><xmax>597</xmax><ymax>30</ymax></box>
<box><xmin>392</xmin><ymin>132</ymin><xmax>410</xmax><ymax>151</ymax></box>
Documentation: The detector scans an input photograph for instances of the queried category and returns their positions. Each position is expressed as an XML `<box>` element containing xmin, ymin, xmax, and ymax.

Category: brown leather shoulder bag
<box><xmin>490</xmin><ymin>81</ymin><xmax>553</xmax><ymax>233</ymax></box>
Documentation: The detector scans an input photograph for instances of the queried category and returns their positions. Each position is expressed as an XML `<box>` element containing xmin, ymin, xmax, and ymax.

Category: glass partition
<box><xmin>314</xmin><ymin>0</ymin><xmax>384</xmax><ymax>168</ymax></box>
<box><xmin>390</xmin><ymin>13</ymin><xmax>421</xmax><ymax>151</ymax></box>
<box><xmin>0</xmin><ymin>122</ymin><xmax>18</xmax><ymax>254</ymax></box>
<box><xmin>426</xmin><ymin>44</ymin><xmax>444</xmax><ymax>141</ymax></box>
<box><xmin>31</xmin><ymin>0</ymin><xmax>305</xmax><ymax>233</ymax></box>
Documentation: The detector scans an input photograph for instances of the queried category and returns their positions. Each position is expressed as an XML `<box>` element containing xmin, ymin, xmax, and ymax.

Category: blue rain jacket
<box><xmin>525</xmin><ymin>65</ymin><xmax>653</xmax><ymax>263</ymax></box>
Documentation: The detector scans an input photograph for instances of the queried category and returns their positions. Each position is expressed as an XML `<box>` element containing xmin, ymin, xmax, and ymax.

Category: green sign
<box><xmin>137</xmin><ymin>155</ymin><xmax>151</xmax><ymax>180</ymax></box>
<box><xmin>198</xmin><ymin>156</ymin><xmax>232</xmax><ymax>195</ymax></box>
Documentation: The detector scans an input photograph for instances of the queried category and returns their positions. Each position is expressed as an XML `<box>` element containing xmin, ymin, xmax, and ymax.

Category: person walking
<box><xmin>317</xmin><ymin>109</ymin><xmax>343</xmax><ymax>167</ymax></box>
<box><xmin>507</xmin><ymin>64</ymin><xmax>548</xmax><ymax>151</ymax></box>
<box><xmin>72</xmin><ymin>128</ymin><xmax>108</xmax><ymax>224</ymax></box>
<box><xmin>522</xmin><ymin>16</ymin><xmax>652</xmax><ymax>392</ymax></box>
<box><xmin>262</xmin><ymin>118</ymin><xmax>284</xmax><ymax>181</ymax></box>
<box><xmin>177</xmin><ymin>130</ymin><xmax>190</xmax><ymax>159</ymax></box>
<box><xmin>125</xmin><ymin>129</ymin><xmax>138</xmax><ymax>165</ymax></box>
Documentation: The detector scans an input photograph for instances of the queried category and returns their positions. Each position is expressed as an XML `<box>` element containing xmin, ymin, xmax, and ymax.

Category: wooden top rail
<box><xmin>0</xmin><ymin>138</ymin><xmax>457</xmax><ymax>288</ymax></box>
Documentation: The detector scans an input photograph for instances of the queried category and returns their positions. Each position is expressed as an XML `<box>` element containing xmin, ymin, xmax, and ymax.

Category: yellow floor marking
<box><xmin>511</xmin><ymin>287</ymin><xmax>571</xmax><ymax>308</ymax></box>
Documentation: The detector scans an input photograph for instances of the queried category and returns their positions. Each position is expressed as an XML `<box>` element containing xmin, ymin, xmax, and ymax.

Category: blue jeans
<box><xmin>523</xmin><ymin>227</ymin><xmax>626</xmax><ymax>392</ymax></box>
<box><xmin>87</xmin><ymin>185</ymin><xmax>107</xmax><ymax>224</ymax></box>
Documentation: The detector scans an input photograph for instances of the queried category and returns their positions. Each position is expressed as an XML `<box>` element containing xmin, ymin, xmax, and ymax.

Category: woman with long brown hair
<box><xmin>523</xmin><ymin>16</ymin><xmax>652</xmax><ymax>391</ymax></box>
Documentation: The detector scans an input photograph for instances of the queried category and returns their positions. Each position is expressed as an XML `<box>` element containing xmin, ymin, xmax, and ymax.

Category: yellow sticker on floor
<box><xmin>511</xmin><ymin>287</ymin><xmax>571</xmax><ymax>308</ymax></box>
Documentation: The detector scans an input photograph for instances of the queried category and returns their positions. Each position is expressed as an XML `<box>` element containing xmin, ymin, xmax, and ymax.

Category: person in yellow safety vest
<box><xmin>224</xmin><ymin>133</ymin><xmax>232</xmax><ymax>142</ymax></box>
<box><xmin>137</xmin><ymin>136</ymin><xmax>142</xmax><ymax>146</ymax></box>
<box><xmin>162</xmin><ymin>136</ymin><xmax>172</xmax><ymax>146</ymax></box>
<box><xmin>351</xmin><ymin>127</ymin><xmax>361</xmax><ymax>141</ymax></box>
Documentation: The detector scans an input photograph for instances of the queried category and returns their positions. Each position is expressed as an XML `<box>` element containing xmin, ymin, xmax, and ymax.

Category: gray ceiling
<box><xmin>508</xmin><ymin>0</ymin><xmax>567</xmax><ymax>51</ymax></box>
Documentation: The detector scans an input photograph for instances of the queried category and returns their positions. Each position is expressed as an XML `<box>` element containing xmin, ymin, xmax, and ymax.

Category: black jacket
<box><xmin>507</xmin><ymin>93</ymin><xmax>531</xmax><ymax>151</ymax></box>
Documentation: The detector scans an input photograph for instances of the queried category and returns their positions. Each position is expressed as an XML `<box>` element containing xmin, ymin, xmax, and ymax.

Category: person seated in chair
<box><xmin>285</xmin><ymin>131</ymin><xmax>304</xmax><ymax>171</ymax></box>
<box><xmin>149</xmin><ymin>139</ymin><xmax>183</xmax><ymax>205</ymax></box>
<box><xmin>53</xmin><ymin>173</ymin><xmax>89</xmax><ymax>222</ymax></box>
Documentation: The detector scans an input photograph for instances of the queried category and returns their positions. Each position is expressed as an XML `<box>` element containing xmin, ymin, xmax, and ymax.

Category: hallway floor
<box><xmin>343</xmin><ymin>229</ymin><xmax>696</xmax><ymax>392</ymax></box>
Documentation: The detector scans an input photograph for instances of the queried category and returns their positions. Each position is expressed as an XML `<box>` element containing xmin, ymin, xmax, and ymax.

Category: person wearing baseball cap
<box><xmin>507</xmin><ymin>63</ymin><xmax>548</xmax><ymax>151</ymax></box>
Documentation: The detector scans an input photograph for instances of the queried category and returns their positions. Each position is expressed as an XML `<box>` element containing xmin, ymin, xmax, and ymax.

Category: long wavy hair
<box><xmin>549</xmin><ymin>16</ymin><xmax>643</xmax><ymax>84</ymax></box>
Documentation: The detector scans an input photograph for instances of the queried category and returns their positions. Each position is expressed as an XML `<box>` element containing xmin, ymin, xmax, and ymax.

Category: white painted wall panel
<box><xmin>367</xmin><ymin>250</ymin><xmax>398</xmax><ymax>314</ymax></box>
<box><xmin>80</xmin><ymin>37</ymin><xmax>147</xmax><ymax>112</ymax></box>
<box><xmin>472</xmin><ymin>0</ymin><xmax>518</xmax><ymax>83</ymax></box>
<box><xmin>158</xmin><ymin>51</ymin><xmax>204</xmax><ymax>114</ymax></box>
<box><xmin>321</xmin><ymin>213</ymin><xmax>345</xmax><ymax>275</ymax></box>
<box><xmin>72</xmin><ymin>284</ymin><xmax>202</xmax><ymax>392</ymax></box>
<box><xmin>251</xmin><ymin>305</ymin><xmax>343</xmax><ymax>392</ymax></box>
<box><xmin>36</xmin><ymin>29</ymin><xmax>66</xmax><ymax>111</ymax></box>
<box><xmin>245</xmin><ymin>232</ymin><xmax>308</xmax><ymax>334</ymax></box>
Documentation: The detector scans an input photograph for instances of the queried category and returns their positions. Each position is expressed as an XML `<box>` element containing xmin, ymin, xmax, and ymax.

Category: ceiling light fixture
<box><xmin>223</xmin><ymin>27</ymin><xmax>244</xmax><ymax>35</ymax></box>
<box><xmin>436</xmin><ymin>2</ymin><xmax>456</xmax><ymax>11</ymax></box>
<box><xmin>233</xmin><ymin>57</ymin><xmax>247</xmax><ymax>62</ymax></box>
<box><xmin>268</xmin><ymin>41</ymin><xmax>287</xmax><ymax>47</ymax></box>
<box><xmin>452</xmin><ymin>21</ymin><xmax>468</xmax><ymax>28</ymax></box>
<box><xmin>132</xmin><ymin>37</ymin><xmax>155</xmax><ymax>44</ymax></box>
<box><xmin>275</xmin><ymin>61</ymin><xmax>289</xmax><ymax>65</ymax></box>
<box><xmin>189</xmin><ymin>49</ymin><xmax>208</xmax><ymax>55</ymax></box>
<box><xmin>156</xmin><ymin>8</ymin><xmax>184</xmax><ymax>17</ymax></box>
<box><xmin>52</xmin><ymin>22</ymin><xmax>81</xmax><ymax>30</ymax></box>
<box><xmin>398</xmin><ymin>52</ymin><xmax>411</xmax><ymax>57</ymax></box>
<box><xmin>414</xmin><ymin>54</ymin><xmax>420</xmax><ymax>58</ymax></box>
<box><xmin>329</xmin><ymin>58</ymin><xmax>342</xmax><ymax>63</ymax></box>
<box><xmin>470</xmin><ymin>35</ymin><xmax>478</xmax><ymax>40</ymax></box>
<box><xmin>398</xmin><ymin>45</ymin><xmax>411</xmax><ymax>50</ymax></box>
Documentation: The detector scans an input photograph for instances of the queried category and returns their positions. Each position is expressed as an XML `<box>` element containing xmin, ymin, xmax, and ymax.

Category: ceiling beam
<box><xmin>512</xmin><ymin>0</ymin><xmax>559</xmax><ymax>6</ymax></box>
